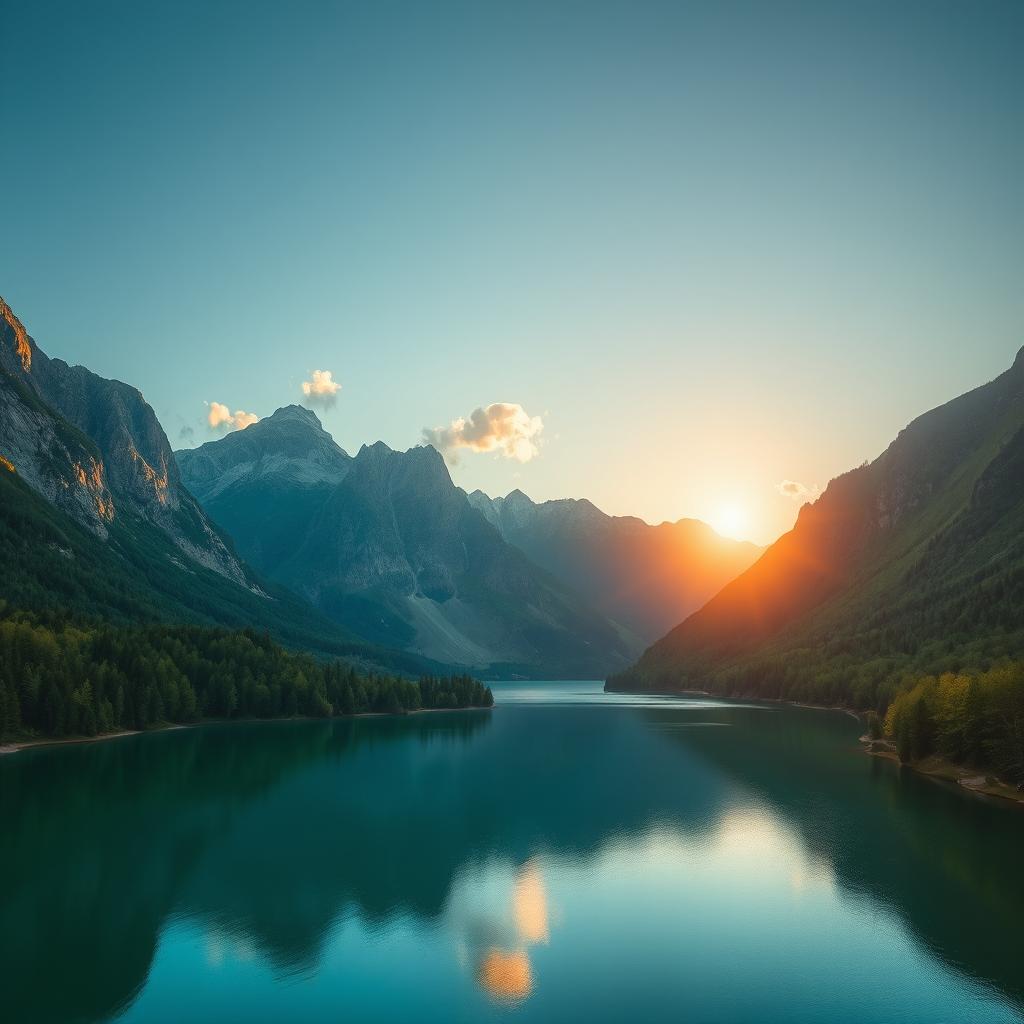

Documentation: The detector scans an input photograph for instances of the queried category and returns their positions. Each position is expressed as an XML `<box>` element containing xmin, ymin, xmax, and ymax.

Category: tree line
<box><xmin>0</xmin><ymin>609</ymin><xmax>493</xmax><ymax>742</ymax></box>
<box><xmin>882</xmin><ymin>663</ymin><xmax>1024</xmax><ymax>782</ymax></box>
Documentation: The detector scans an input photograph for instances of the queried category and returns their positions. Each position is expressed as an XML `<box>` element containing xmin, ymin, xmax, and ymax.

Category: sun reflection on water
<box><xmin>453</xmin><ymin>857</ymin><xmax>554</xmax><ymax>1004</ymax></box>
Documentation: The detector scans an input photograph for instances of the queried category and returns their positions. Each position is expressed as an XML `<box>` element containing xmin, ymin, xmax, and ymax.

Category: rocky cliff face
<box><xmin>467</xmin><ymin>488</ymin><xmax>762</xmax><ymax>643</ymax></box>
<box><xmin>0</xmin><ymin>370</ymin><xmax>115</xmax><ymax>537</ymax></box>
<box><xmin>0</xmin><ymin>296</ymin><xmax>250</xmax><ymax>584</ymax></box>
<box><xmin>0</xmin><ymin>297</ymin><xmax>32</xmax><ymax>372</ymax></box>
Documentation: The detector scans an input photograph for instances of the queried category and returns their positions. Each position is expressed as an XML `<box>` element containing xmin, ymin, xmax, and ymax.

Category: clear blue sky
<box><xmin>3</xmin><ymin>0</ymin><xmax>1022</xmax><ymax>543</ymax></box>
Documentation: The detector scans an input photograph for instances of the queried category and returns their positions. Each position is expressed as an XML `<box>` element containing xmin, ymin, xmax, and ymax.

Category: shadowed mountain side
<box><xmin>176</xmin><ymin>406</ymin><xmax>351</xmax><ymax>577</ymax></box>
<box><xmin>612</xmin><ymin>346</ymin><xmax>1024</xmax><ymax>702</ymax></box>
<box><xmin>467</xmin><ymin>488</ymin><xmax>762</xmax><ymax>642</ymax></box>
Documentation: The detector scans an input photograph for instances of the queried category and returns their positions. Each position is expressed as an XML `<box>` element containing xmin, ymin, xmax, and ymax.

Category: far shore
<box><xmin>608</xmin><ymin>684</ymin><xmax>1024</xmax><ymax>808</ymax></box>
<box><xmin>0</xmin><ymin>704</ymin><xmax>493</xmax><ymax>757</ymax></box>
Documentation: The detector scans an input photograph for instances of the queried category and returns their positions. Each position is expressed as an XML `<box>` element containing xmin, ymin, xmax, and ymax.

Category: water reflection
<box><xmin>459</xmin><ymin>858</ymin><xmax>552</xmax><ymax>1004</ymax></box>
<box><xmin>478</xmin><ymin>948</ymin><xmax>533</xmax><ymax>1002</ymax></box>
<box><xmin>1</xmin><ymin>686</ymin><xmax>1022</xmax><ymax>1023</ymax></box>
<box><xmin>513</xmin><ymin>861</ymin><xmax>550</xmax><ymax>945</ymax></box>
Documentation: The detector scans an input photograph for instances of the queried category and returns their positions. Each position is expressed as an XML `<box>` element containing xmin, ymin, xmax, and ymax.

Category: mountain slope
<box><xmin>467</xmin><ymin>488</ymin><xmax>762</xmax><ymax>643</ymax></box>
<box><xmin>1</xmin><ymin>295</ymin><xmax>248</xmax><ymax>583</ymax></box>
<box><xmin>178</xmin><ymin>416</ymin><xmax>635</xmax><ymax>677</ymax></box>
<box><xmin>177</xmin><ymin>406</ymin><xmax>351</xmax><ymax>576</ymax></box>
<box><xmin>611</xmin><ymin>347</ymin><xmax>1024</xmax><ymax>705</ymax></box>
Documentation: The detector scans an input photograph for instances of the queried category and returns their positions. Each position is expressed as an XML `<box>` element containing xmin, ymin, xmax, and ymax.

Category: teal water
<box><xmin>2</xmin><ymin>681</ymin><xmax>1023</xmax><ymax>1023</ymax></box>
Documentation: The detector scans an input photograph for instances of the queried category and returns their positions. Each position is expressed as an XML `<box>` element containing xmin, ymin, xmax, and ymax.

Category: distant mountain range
<box><xmin>178</xmin><ymin>407</ymin><xmax>636</xmax><ymax>677</ymax></box>
<box><xmin>467</xmin><ymin>489</ymin><xmax>761</xmax><ymax>642</ymax></box>
<box><xmin>177</xmin><ymin>404</ymin><xmax>762</xmax><ymax>676</ymax></box>
<box><xmin>611</xmin><ymin>346</ymin><xmax>1024</xmax><ymax>704</ymax></box>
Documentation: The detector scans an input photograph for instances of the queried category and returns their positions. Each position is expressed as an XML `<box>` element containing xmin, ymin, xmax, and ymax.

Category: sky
<box><xmin>2</xmin><ymin>0</ymin><xmax>1022</xmax><ymax>544</ymax></box>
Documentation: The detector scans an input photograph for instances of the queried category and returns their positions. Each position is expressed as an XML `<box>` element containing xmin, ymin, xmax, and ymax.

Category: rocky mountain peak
<box><xmin>265</xmin><ymin>404</ymin><xmax>323</xmax><ymax>428</ymax></box>
<box><xmin>0</xmin><ymin>295</ymin><xmax>32</xmax><ymax>372</ymax></box>
<box><xmin>348</xmin><ymin>442</ymin><xmax>454</xmax><ymax>499</ymax></box>
<box><xmin>176</xmin><ymin>404</ymin><xmax>350</xmax><ymax>506</ymax></box>
<box><xmin>357</xmin><ymin>439</ymin><xmax>395</xmax><ymax>459</ymax></box>
<box><xmin>504</xmin><ymin>488</ymin><xmax>534</xmax><ymax>508</ymax></box>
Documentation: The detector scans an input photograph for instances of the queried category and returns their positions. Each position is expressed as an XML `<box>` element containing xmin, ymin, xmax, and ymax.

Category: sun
<box><xmin>710</xmin><ymin>503</ymin><xmax>746</xmax><ymax>540</ymax></box>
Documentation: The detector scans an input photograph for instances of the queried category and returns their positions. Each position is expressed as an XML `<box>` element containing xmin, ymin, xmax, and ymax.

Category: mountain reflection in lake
<box><xmin>2</xmin><ymin>682</ymin><xmax>1023</xmax><ymax>1024</ymax></box>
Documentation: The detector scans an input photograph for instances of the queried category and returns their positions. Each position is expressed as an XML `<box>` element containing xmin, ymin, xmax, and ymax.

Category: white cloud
<box><xmin>777</xmin><ymin>479</ymin><xmax>821</xmax><ymax>504</ymax></box>
<box><xmin>233</xmin><ymin>410</ymin><xmax>259</xmax><ymax>430</ymax></box>
<box><xmin>423</xmin><ymin>403</ymin><xmax>544</xmax><ymax>464</ymax></box>
<box><xmin>207</xmin><ymin>402</ymin><xmax>259</xmax><ymax>432</ymax></box>
<box><xmin>301</xmin><ymin>369</ymin><xmax>341</xmax><ymax>406</ymax></box>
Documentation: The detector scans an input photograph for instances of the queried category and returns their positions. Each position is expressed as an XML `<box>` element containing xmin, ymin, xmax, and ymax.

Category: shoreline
<box><xmin>0</xmin><ymin>704</ymin><xmax>493</xmax><ymax>757</ymax></box>
<box><xmin>609</xmin><ymin>684</ymin><xmax>1024</xmax><ymax>808</ymax></box>
<box><xmin>864</xmin><ymin>746</ymin><xmax>1024</xmax><ymax>807</ymax></box>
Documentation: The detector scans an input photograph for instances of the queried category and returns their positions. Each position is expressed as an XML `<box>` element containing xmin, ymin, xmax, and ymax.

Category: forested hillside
<box><xmin>0</xmin><ymin>607</ymin><xmax>492</xmax><ymax>743</ymax></box>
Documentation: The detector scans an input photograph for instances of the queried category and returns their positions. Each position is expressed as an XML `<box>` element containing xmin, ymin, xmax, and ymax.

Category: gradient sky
<box><xmin>3</xmin><ymin>0</ymin><xmax>1023</xmax><ymax>544</ymax></box>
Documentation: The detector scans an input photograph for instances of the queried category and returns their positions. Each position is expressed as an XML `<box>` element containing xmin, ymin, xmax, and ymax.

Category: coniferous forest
<box><xmin>0</xmin><ymin>605</ymin><xmax>493</xmax><ymax>743</ymax></box>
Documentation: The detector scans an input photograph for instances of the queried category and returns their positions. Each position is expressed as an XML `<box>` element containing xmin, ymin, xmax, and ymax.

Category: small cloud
<box><xmin>233</xmin><ymin>410</ymin><xmax>259</xmax><ymax>430</ymax></box>
<box><xmin>777</xmin><ymin>479</ymin><xmax>821</xmax><ymax>504</ymax></box>
<box><xmin>423</xmin><ymin>403</ymin><xmax>544</xmax><ymax>465</ymax></box>
<box><xmin>207</xmin><ymin>401</ymin><xmax>259</xmax><ymax>433</ymax></box>
<box><xmin>302</xmin><ymin>369</ymin><xmax>341</xmax><ymax>407</ymax></box>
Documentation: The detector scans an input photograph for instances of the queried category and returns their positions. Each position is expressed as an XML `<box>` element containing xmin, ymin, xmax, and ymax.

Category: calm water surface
<box><xmin>3</xmin><ymin>681</ymin><xmax>1023</xmax><ymax>1023</ymax></box>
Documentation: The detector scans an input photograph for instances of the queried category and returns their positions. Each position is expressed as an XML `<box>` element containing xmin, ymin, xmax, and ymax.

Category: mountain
<box><xmin>467</xmin><ymin>488</ymin><xmax>762</xmax><ymax>643</ymax></box>
<box><xmin>176</xmin><ymin>406</ymin><xmax>351</xmax><ymax>577</ymax></box>
<box><xmin>0</xmin><ymin>295</ymin><xmax>248</xmax><ymax>584</ymax></box>
<box><xmin>0</xmin><ymin>296</ymin><xmax>446</xmax><ymax>674</ymax></box>
<box><xmin>610</xmin><ymin>347</ymin><xmax>1024</xmax><ymax>705</ymax></box>
<box><xmin>178</xmin><ymin>410</ymin><xmax>635</xmax><ymax>677</ymax></box>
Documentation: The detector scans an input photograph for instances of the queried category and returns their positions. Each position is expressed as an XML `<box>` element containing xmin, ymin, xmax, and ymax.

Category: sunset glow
<box><xmin>710</xmin><ymin>503</ymin><xmax>747</xmax><ymax>541</ymax></box>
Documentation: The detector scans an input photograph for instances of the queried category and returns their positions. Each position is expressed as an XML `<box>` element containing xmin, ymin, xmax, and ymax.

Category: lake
<box><xmin>3</xmin><ymin>681</ymin><xmax>1023</xmax><ymax>1023</ymax></box>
